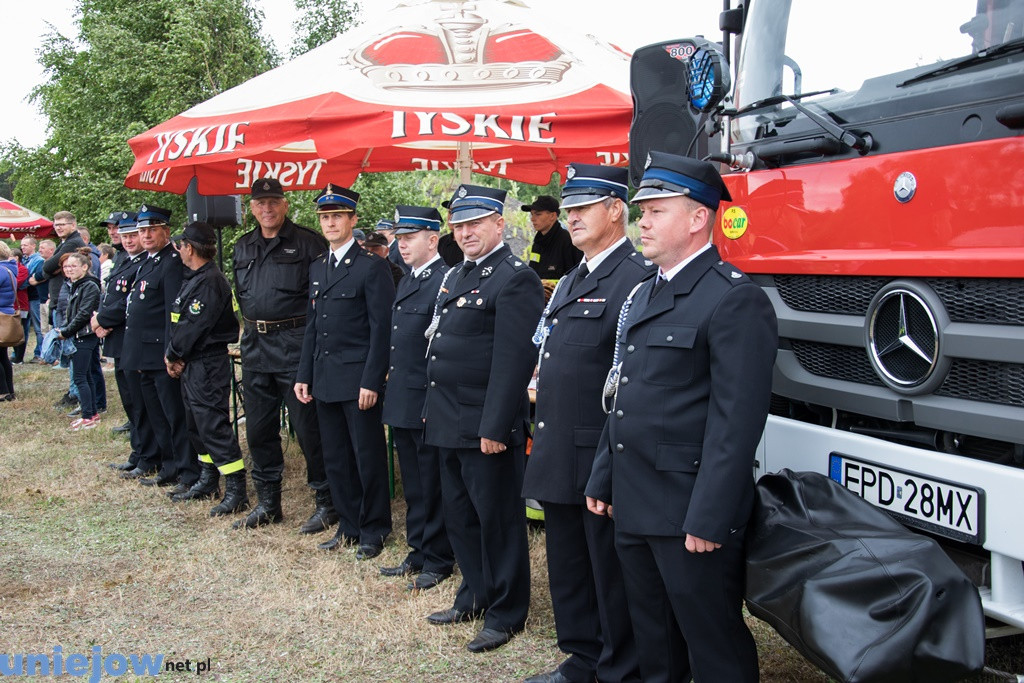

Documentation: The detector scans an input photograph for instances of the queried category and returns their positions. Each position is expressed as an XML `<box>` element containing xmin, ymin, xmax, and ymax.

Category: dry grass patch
<box><xmin>1</xmin><ymin>363</ymin><xmax>1019</xmax><ymax>681</ymax></box>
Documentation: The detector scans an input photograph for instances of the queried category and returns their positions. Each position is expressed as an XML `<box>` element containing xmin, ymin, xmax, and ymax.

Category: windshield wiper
<box><xmin>899</xmin><ymin>36</ymin><xmax>1024</xmax><ymax>87</ymax></box>
<box><xmin>730</xmin><ymin>88</ymin><xmax>839</xmax><ymax>116</ymax></box>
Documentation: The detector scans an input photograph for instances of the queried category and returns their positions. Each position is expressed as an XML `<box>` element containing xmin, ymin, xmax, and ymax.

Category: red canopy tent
<box><xmin>124</xmin><ymin>0</ymin><xmax>632</xmax><ymax>194</ymax></box>
<box><xmin>0</xmin><ymin>197</ymin><xmax>54</xmax><ymax>239</ymax></box>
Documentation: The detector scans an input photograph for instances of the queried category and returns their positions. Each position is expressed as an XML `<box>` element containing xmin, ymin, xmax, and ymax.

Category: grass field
<box><xmin>1</xmin><ymin>362</ymin><xmax>1020</xmax><ymax>682</ymax></box>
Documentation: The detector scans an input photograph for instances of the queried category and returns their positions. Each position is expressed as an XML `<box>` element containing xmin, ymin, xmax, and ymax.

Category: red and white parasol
<box><xmin>0</xmin><ymin>197</ymin><xmax>54</xmax><ymax>239</ymax></box>
<box><xmin>124</xmin><ymin>0</ymin><xmax>632</xmax><ymax>195</ymax></box>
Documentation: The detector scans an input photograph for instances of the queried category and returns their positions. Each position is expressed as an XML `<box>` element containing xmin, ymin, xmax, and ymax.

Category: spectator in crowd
<box><xmin>522</xmin><ymin>194</ymin><xmax>582</xmax><ymax>280</ymax></box>
<box><xmin>98</xmin><ymin>243</ymin><xmax>116</xmax><ymax>288</ymax></box>
<box><xmin>0</xmin><ymin>242</ymin><xmax>19</xmax><ymax>400</ymax></box>
<box><xmin>19</xmin><ymin>236</ymin><xmax>45</xmax><ymax>362</ymax></box>
<box><xmin>374</xmin><ymin>218</ymin><xmax>411</xmax><ymax>276</ymax></box>
<box><xmin>31</xmin><ymin>212</ymin><xmax>85</xmax><ymax>328</ymax></box>
<box><xmin>36</xmin><ymin>240</ymin><xmax>55</xmax><ymax>334</ymax></box>
<box><xmin>78</xmin><ymin>226</ymin><xmax>101</xmax><ymax>277</ymax></box>
<box><xmin>294</xmin><ymin>183</ymin><xmax>395</xmax><ymax>558</ymax></box>
<box><xmin>362</xmin><ymin>232</ymin><xmax>405</xmax><ymax>287</ymax></box>
<box><xmin>9</xmin><ymin>248</ymin><xmax>31</xmax><ymax>365</ymax></box>
<box><xmin>57</xmin><ymin>252</ymin><xmax>103</xmax><ymax>431</ymax></box>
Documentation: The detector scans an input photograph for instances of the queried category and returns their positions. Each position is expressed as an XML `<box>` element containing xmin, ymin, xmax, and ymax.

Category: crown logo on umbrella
<box><xmin>350</xmin><ymin>3</ymin><xmax>571</xmax><ymax>92</ymax></box>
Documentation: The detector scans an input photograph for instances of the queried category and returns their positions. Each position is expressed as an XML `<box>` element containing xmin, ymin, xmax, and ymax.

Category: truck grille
<box><xmin>790</xmin><ymin>341</ymin><xmax>883</xmax><ymax>386</ymax></box>
<box><xmin>775</xmin><ymin>276</ymin><xmax>1024</xmax><ymax>325</ymax></box>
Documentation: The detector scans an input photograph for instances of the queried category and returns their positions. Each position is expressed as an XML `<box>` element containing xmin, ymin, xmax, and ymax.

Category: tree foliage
<box><xmin>290</xmin><ymin>0</ymin><xmax>361</xmax><ymax>58</ymax></box>
<box><xmin>1</xmin><ymin>0</ymin><xmax>278</xmax><ymax>241</ymax></box>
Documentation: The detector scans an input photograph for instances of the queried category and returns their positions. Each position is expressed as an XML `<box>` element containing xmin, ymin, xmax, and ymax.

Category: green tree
<box><xmin>290</xmin><ymin>0</ymin><xmax>361</xmax><ymax>57</ymax></box>
<box><xmin>1</xmin><ymin>0</ymin><xmax>278</xmax><ymax>240</ymax></box>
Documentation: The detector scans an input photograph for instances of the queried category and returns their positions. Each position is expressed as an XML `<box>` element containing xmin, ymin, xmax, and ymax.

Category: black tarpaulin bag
<box><xmin>745</xmin><ymin>469</ymin><xmax>985</xmax><ymax>683</ymax></box>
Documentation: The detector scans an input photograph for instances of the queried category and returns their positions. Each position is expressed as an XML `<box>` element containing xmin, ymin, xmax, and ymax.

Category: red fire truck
<box><xmin>678</xmin><ymin>0</ymin><xmax>1024</xmax><ymax>629</ymax></box>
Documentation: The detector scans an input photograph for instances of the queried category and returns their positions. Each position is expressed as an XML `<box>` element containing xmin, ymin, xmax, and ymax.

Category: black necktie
<box><xmin>329</xmin><ymin>253</ymin><xmax>338</xmax><ymax>268</ymax></box>
<box><xmin>649</xmin><ymin>275</ymin><xmax>667</xmax><ymax>302</ymax></box>
<box><xmin>577</xmin><ymin>262</ymin><xmax>589</xmax><ymax>279</ymax></box>
<box><xmin>459</xmin><ymin>260</ymin><xmax>477</xmax><ymax>285</ymax></box>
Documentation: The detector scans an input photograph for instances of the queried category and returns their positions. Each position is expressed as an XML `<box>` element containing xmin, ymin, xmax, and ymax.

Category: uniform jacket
<box><xmin>423</xmin><ymin>245</ymin><xmax>544</xmax><ymax>449</ymax></box>
<box><xmin>166</xmin><ymin>261</ymin><xmax>240</xmax><ymax>362</ymax></box>
<box><xmin>529</xmin><ymin>222</ymin><xmax>583</xmax><ymax>280</ymax></box>
<box><xmin>523</xmin><ymin>241</ymin><xmax>655</xmax><ymax>504</ymax></box>
<box><xmin>60</xmin><ymin>275</ymin><xmax>101</xmax><ymax>340</ymax></box>
<box><xmin>381</xmin><ymin>257</ymin><xmax>449</xmax><ymax>429</ymax></box>
<box><xmin>585</xmin><ymin>245</ymin><xmax>778</xmax><ymax>543</ymax></box>
<box><xmin>296</xmin><ymin>242</ymin><xmax>395</xmax><ymax>402</ymax></box>
<box><xmin>121</xmin><ymin>243</ymin><xmax>184</xmax><ymax>372</ymax></box>
<box><xmin>40</xmin><ymin>232</ymin><xmax>85</xmax><ymax>302</ymax></box>
<box><xmin>233</xmin><ymin>218</ymin><xmax>328</xmax><ymax>373</ymax></box>
<box><xmin>94</xmin><ymin>250</ymin><xmax>146</xmax><ymax>358</ymax></box>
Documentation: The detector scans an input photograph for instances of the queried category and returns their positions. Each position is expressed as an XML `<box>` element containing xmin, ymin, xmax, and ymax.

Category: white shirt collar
<box><xmin>412</xmin><ymin>254</ymin><xmax>442</xmax><ymax>278</ymax></box>
<box><xmin>580</xmin><ymin>236</ymin><xmax>628</xmax><ymax>275</ymax></box>
<box><xmin>469</xmin><ymin>241</ymin><xmax>505</xmax><ymax>266</ymax></box>
<box><xmin>661</xmin><ymin>242</ymin><xmax>712</xmax><ymax>282</ymax></box>
<box><xmin>330</xmin><ymin>238</ymin><xmax>355</xmax><ymax>265</ymax></box>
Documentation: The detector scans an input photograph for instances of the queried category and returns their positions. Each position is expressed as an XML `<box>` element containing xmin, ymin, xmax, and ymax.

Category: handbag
<box><xmin>0</xmin><ymin>267</ymin><xmax>25</xmax><ymax>347</ymax></box>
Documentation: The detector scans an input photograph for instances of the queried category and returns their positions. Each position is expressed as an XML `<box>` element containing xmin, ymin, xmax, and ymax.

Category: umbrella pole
<box><xmin>457</xmin><ymin>141</ymin><xmax>472</xmax><ymax>183</ymax></box>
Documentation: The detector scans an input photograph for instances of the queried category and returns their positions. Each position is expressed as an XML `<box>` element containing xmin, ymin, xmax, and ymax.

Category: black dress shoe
<box><xmin>380</xmin><ymin>559</ymin><xmax>421</xmax><ymax>577</ymax></box>
<box><xmin>139</xmin><ymin>473</ymin><xmax>178</xmax><ymax>487</ymax></box>
<box><xmin>355</xmin><ymin>544</ymin><xmax>383</xmax><ymax>560</ymax></box>
<box><xmin>111</xmin><ymin>421</ymin><xmax>132</xmax><ymax>434</ymax></box>
<box><xmin>524</xmin><ymin>670</ymin><xmax>572</xmax><ymax>683</ymax></box>
<box><xmin>467</xmin><ymin>627</ymin><xmax>516</xmax><ymax>653</ymax></box>
<box><xmin>120</xmin><ymin>467</ymin><xmax>156</xmax><ymax>481</ymax></box>
<box><xmin>407</xmin><ymin>570</ymin><xmax>450</xmax><ymax>591</ymax></box>
<box><xmin>166</xmin><ymin>483</ymin><xmax>190</xmax><ymax>498</ymax></box>
<box><xmin>108</xmin><ymin>461</ymin><xmax>136</xmax><ymax>471</ymax></box>
<box><xmin>426</xmin><ymin>607</ymin><xmax>484</xmax><ymax>625</ymax></box>
<box><xmin>317</xmin><ymin>528</ymin><xmax>359</xmax><ymax>551</ymax></box>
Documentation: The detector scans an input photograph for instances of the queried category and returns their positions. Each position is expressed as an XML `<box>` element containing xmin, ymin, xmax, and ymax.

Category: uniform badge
<box><xmin>262</xmin><ymin>181</ymin><xmax>271</xmax><ymax>192</ymax></box>
<box><xmin>731</xmin><ymin>271</ymin><xmax>742</xmax><ymax>279</ymax></box>
<box><xmin>140</xmin><ymin>281</ymin><xmax>147</xmax><ymax>292</ymax></box>
<box><xmin>476</xmin><ymin>298</ymin><xmax>483</xmax><ymax>306</ymax></box>
<box><xmin>188</xmin><ymin>299</ymin><xmax>203</xmax><ymax>315</ymax></box>
<box><xmin>140</xmin><ymin>204</ymin><xmax>149</xmax><ymax>213</ymax></box>
<box><xmin>480</xmin><ymin>266</ymin><xmax>493</xmax><ymax>277</ymax></box>
<box><xmin>283</xmin><ymin>248</ymin><xmax>296</xmax><ymax>255</ymax></box>
<box><xmin>645</xmin><ymin>153</ymin><xmax>652</xmax><ymax>169</ymax></box>
<box><xmin>457</xmin><ymin>297</ymin><xmax>467</xmax><ymax>307</ymax></box>
<box><xmin>458</xmin><ymin>187</ymin><xmax>468</xmax><ymax>198</ymax></box>
<box><xmin>394</xmin><ymin>208</ymin><xmax>401</xmax><ymax>222</ymax></box>
<box><xmin>567</xmin><ymin>165</ymin><xmax>576</xmax><ymax>179</ymax></box>
<box><xmin>513</xmin><ymin>261</ymin><xmax>523</xmax><ymax>267</ymax></box>
<box><xmin>421</xmin><ymin>268</ymin><xmax>431</xmax><ymax>278</ymax></box>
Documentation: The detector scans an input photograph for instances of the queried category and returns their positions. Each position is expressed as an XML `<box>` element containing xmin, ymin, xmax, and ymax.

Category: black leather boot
<box><xmin>210</xmin><ymin>471</ymin><xmax>249</xmax><ymax>517</ymax></box>
<box><xmin>299</xmin><ymin>488</ymin><xmax>340</xmax><ymax>534</ymax></box>
<box><xmin>172</xmin><ymin>462</ymin><xmax>221</xmax><ymax>502</ymax></box>
<box><xmin>233</xmin><ymin>479</ymin><xmax>283</xmax><ymax>529</ymax></box>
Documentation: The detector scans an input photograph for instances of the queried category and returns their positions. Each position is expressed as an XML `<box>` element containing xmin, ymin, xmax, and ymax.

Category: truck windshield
<box><xmin>732</xmin><ymin>0</ymin><xmax>1023</xmax><ymax>144</ymax></box>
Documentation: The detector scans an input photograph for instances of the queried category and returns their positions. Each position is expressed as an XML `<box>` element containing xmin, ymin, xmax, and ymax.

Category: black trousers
<box><xmin>614</xmin><ymin>528</ymin><xmax>758</xmax><ymax>683</ymax></box>
<box><xmin>543</xmin><ymin>502</ymin><xmax>640</xmax><ymax>683</ymax></box>
<box><xmin>242</xmin><ymin>367</ymin><xmax>325</xmax><ymax>489</ymax></box>
<box><xmin>139</xmin><ymin>368</ymin><xmax>198</xmax><ymax>486</ymax></box>
<box><xmin>316</xmin><ymin>398</ymin><xmax>391</xmax><ymax>546</ymax></box>
<box><xmin>392</xmin><ymin>426</ymin><xmax>453</xmax><ymax>574</ymax></box>
<box><xmin>439</xmin><ymin>444</ymin><xmax>530</xmax><ymax>633</ymax></box>
<box><xmin>123</xmin><ymin>364</ymin><xmax>159</xmax><ymax>472</ymax></box>
<box><xmin>181</xmin><ymin>354</ymin><xmax>244</xmax><ymax>472</ymax></box>
<box><xmin>112</xmin><ymin>359</ymin><xmax>141</xmax><ymax>465</ymax></box>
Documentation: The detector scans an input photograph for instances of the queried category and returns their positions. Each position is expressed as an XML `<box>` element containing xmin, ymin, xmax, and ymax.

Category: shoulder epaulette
<box><xmin>712</xmin><ymin>260</ymin><xmax>749</xmax><ymax>285</ymax></box>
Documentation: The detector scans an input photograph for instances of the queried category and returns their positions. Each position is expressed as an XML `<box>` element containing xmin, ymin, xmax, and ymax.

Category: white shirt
<box><xmin>580</xmin><ymin>236</ymin><xmax>629</xmax><ymax>275</ymax></box>
<box><xmin>330</xmin><ymin>238</ymin><xmax>355</xmax><ymax>266</ymax></box>
<box><xmin>412</xmin><ymin>255</ymin><xmax>443</xmax><ymax>278</ymax></box>
<box><xmin>469</xmin><ymin>241</ymin><xmax>506</xmax><ymax>266</ymax></box>
<box><xmin>661</xmin><ymin>242</ymin><xmax>713</xmax><ymax>282</ymax></box>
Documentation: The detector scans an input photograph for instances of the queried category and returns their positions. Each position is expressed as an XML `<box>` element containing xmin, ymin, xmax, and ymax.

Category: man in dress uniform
<box><xmin>164</xmin><ymin>222</ymin><xmax>249</xmax><ymax>516</ymax></box>
<box><xmin>585</xmin><ymin>152</ymin><xmax>778</xmax><ymax>683</ymax></box>
<box><xmin>120</xmin><ymin>205</ymin><xmax>199</xmax><ymax>490</ymax></box>
<box><xmin>294</xmin><ymin>183</ymin><xmax>395</xmax><ymax>559</ymax></box>
<box><xmin>97</xmin><ymin>210</ymin><xmax>132</xmax><ymax>434</ymax></box>
<box><xmin>93</xmin><ymin>213</ymin><xmax>158</xmax><ymax>475</ymax></box>
<box><xmin>375</xmin><ymin>218</ymin><xmax>411</xmax><ymax>276</ymax></box>
<box><xmin>233</xmin><ymin>177</ymin><xmax>334</xmax><ymax>533</ymax></box>
<box><xmin>422</xmin><ymin>185</ymin><xmax>544</xmax><ymax>653</ymax></box>
<box><xmin>522</xmin><ymin>164</ymin><xmax>649</xmax><ymax>683</ymax></box>
<box><xmin>378</xmin><ymin>206</ymin><xmax>455</xmax><ymax>591</ymax></box>
<box><xmin>522</xmin><ymin>194</ymin><xmax>582</xmax><ymax>280</ymax></box>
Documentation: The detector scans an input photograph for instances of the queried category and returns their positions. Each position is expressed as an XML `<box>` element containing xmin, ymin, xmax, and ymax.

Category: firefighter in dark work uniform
<box><xmin>165</xmin><ymin>222</ymin><xmax>249</xmax><ymax>516</ymax></box>
<box><xmin>232</xmin><ymin>177</ymin><xmax>333</xmax><ymax>532</ymax></box>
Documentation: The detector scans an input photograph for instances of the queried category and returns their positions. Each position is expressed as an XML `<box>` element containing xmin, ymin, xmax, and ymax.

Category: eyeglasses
<box><xmin>53</xmin><ymin>222</ymin><xmax>72</xmax><ymax>227</ymax></box>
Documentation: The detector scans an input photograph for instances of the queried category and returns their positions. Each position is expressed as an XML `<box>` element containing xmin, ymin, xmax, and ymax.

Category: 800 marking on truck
<box><xmin>829</xmin><ymin>453</ymin><xmax>985</xmax><ymax>545</ymax></box>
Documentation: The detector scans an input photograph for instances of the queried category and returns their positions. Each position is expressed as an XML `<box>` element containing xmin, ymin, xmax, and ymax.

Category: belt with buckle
<box><xmin>244</xmin><ymin>316</ymin><xmax>306</xmax><ymax>333</ymax></box>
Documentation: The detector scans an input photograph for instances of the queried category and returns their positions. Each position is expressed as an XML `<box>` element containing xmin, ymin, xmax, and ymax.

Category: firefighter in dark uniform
<box><xmin>379</xmin><ymin>206</ymin><xmax>455</xmax><ymax>591</ymax></box>
<box><xmin>233</xmin><ymin>177</ymin><xmax>334</xmax><ymax>532</ymax></box>
<box><xmin>522</xmin><ymin>164</ymin><xmax>650</xmax><ymax>683</ymax></box>
<box><xmin>376</xmin><ymin>218</ymin><xmax>412</xmax><ymax>276</ymax></box>
<box><xmin>522</xmin><ymin>194</ymin><xmax>582</xmax><ymax>280</ymax></box>
<box><xmin>294</xmin><ymin>184</ymin><xmax>396</xmax><ymax>559</ymax></box>
<box><xmin>585</xmin><ymin>153</ymin><xmax>778</xmax><ymax>683</ymax></box>
<box><xmin>422</xmin><ymin>185</ymin><xmax>544</xmax><ymax>653</ymax></box>
<box><xmin>120</xmin><ymin>205</ymin><xmax>199</xmax><ymax>490</ymax></box>
<box><xmin>164</xmin><ymin>222</ymin><xmax>249</xmax><ymax>517</ymax></box>
<box><xmin>93</xmin><ymin>213</ymin><xmax>159</xmax><ymax>475</ymax></box>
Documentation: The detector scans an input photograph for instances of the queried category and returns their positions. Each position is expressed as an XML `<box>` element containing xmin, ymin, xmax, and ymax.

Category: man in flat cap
<box><xmin>165</xmin><ymin>222</ymin><xmax>248</xmax><ymax>516</ymax></box>
<box><xmin>522</xmin><ymin>194</ymin><xmax>582</xmax><ymax>280</ymax></box>
<box><xmin>378</xmin><ymin>206</ymin><xmax>454</xmax><ymax>591</ymax></box>
<box><xmin>96</xmin><ymin>211</ymin><xmax>135</xmax><ymax>436</ymax></box>
<box><xmin>120</xmin><ymin>205</ymin><xmax>199</xmax><ymax>491</ymax></box>
<box><xmin>422</xmin><ymin>184</ymin><xmax>544</xmax><ymax>653</ymax></box>
<box><xmin>585</xmin><ymin>151</ymin><xmax>777</xmax><ymax>683</ymax></box>
<box><xmin>362</xmin><ymin>232</ymin><xmax>405</xmax><ymax>287</ymax></box>
<box><xmin>233</xmin><ymin>177</ymin><xmax>334</xmax><ymax>533</ymax></box>
<box><xmin>294</xmin><ymin>183</ymin><xmax>395</xmax><ymax>559</ymax></box>
<box><xmin>522</xmin><ymin>163</ymin><xmax>650</xmax><ymax>683</ymax></box>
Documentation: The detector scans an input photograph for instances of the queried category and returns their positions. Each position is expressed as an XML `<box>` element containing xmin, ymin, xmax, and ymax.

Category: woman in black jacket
<box><xmin>58</xmin><ymin>252</ymin><xmax>102</xmax><ymax>431</ymax></box>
